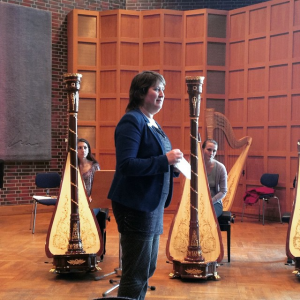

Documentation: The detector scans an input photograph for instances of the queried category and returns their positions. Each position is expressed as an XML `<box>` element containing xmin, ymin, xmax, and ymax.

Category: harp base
<box><xmin>50</xmin><ymin>253</ymin><xmax>99</xmax><ymax>274</ymax></box>
<box><xmin>170</xmin><ymin>259</ymin><xmax>219</xmax><ymax>280</ymax></box>
<box><xmin>292</xmin><ymin>257</ymin><xmax>300</xmax><ymax>278</ymax></box>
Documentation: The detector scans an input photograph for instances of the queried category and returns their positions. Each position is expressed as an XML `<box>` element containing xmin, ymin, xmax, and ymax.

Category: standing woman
<box><xmin>108</xmin><ymin>71</ymin><xmax>183</xmax><ymax>300</ymax></box>
<box><xmin>202</xmin><ymin>139</ymin><xmax>227</xmax><ymax>218</ymax></box>
<box><xmin>77</xmin><ymin>138</ymin><xmax>100</xmax><ymax>200</ymax></box>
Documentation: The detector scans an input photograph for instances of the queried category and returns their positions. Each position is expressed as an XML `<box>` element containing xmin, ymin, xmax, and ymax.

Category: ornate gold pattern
<box><xmin>185</xmin><ymin>268</ymin><xmax>203</xmax><ymax>275</ymax></box>
<box><xmin>191</xmin><ymin>230</ymin><xmax>199</xmax><ymax>247</ymax></box>
<box><xmin>67</xmin><ymin>259</ymin><xmax>86</xmax><ymax>265</ymax></box>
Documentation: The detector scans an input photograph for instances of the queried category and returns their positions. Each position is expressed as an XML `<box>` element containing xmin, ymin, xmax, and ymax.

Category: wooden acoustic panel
<box><xmin>249</xmin><ymin>6</ymin><xmax>267</xmax><ymax>35</ymax></box>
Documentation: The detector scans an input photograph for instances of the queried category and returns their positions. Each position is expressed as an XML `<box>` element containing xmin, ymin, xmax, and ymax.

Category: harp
<box><xmin>286</xmin><ymin>140</ymin><xmax>300</xmax><ymax>277</ymax></box>
<box><xmin>205</xmin><ymin>108</ymin><xmax>252</xmax><ymax>211</ymax></box>
<box><xmin>167</xmin><ymin>76</ymin><xmax>220</xmax><ymax>280</ymax></box>
<box><xmin>45</xmin><ymin>73</ymin><xmax>103</xmax><ymax>273</ymax></box>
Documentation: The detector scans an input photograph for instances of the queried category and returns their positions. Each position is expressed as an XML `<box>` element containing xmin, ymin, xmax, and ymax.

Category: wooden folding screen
<box><xmin>227</xmin><ymin>0</ymin><xmax>300</xmax><ymax>215</ymax></box>
<box><xmin>67</xmin><ymin>0</ymin><xmax>300</xmax><ymax>217</ymax></box>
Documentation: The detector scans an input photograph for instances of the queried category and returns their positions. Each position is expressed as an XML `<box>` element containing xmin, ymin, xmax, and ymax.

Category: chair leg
<box><xmin>29</xmin><ymin>200</ymin><xmax>35</xmax><ymax>230</ymax></box>
<box><xmin>227</xmin><ymin>225</ymin><xmax>231</xmax><ymax>263</ymax></box>
<box><xmin>262</xmin><ymin>199</ymin><xmax>265</xmax><ymax>225</ymax></box>
<box><xmin>275</xmin><ymin>196</ymin><xmax>282</xmax><ymax>223</ymax></box>
<box><xmin>32</xmin><ymin>201</ymin><xmax>38</xmax><ymax>234</ymax></box>
<box><xmin>241</xmin><ymin>203</ymin><xmax>245</xmax><ymax>222</ymax></box>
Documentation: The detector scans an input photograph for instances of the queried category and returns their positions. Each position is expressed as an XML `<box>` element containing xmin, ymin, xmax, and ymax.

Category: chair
<box><xmin>218</xmin><ymin>211</ymin><xmax>234</xmax><ymax>263</ymax></box>
<box><xmin>242</xmin><ymin>173</ymin><xmax>282</xmax><ymax>225</ymax></box>
<box><xmin>30</xmin><ymin>172</ymin><xmax>61</xmax><ymax>234</ymax></box>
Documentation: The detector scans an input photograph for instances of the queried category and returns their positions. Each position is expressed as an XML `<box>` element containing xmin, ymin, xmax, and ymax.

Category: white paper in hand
<box><xmin>174</xmin><ymin>157</ymin><xmax>191</xmax><ymax>180</ymax></box>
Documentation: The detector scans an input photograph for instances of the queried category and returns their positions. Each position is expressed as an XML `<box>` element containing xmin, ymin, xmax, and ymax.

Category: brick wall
<box><xmin>0</xmin><ymin>0</ymin><xmax>269</xmax><ymax>206</ymax></box>
<box><xmin>126</xmin><ymin>0</ymin><xmax>270</xmax><ymax>11</ymax></box>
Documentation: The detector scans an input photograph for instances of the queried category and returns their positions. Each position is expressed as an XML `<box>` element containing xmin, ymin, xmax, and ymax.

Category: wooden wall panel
<box><xmin>247</xmin><ymin>97</ymin><xmax>265</xmax><ymax>123</ymax></box>
<box><xmin>270</xmin><ymin>1</ymin><xmax>290</xmax><ymax>32</ymax></box>
<box><xmin>120</xmin><ymin>70</ymin><xmax>138</xmax><ymax>94</ymax></box>
<box><xmin>249</xmin><ymin>6</ymin><xmax>267</xmax><ymax>35</ymax></box>
<box><xmin>185</xmin><ymin>13</ymin><xmax>205</xmax><ymax>39</ymax></box>
<box><xmin>270</xmin><ymin>34</ymin><xmax>289</xmax><ymax>61</ymax></box>
<box><xmin>268</xmin><ymin>126</ymin><xmax>287</xmax><ymax>151</ymax></box>
<box><xmin>293</xmin><ymin>31</ymin><xmax>300</xmax><ymax>58</ymax></box>
<box><xmin>269</xmin><ymin>65</ymin><xmax>289</xmax><ymax>92</ymax></box>
<box><xmin>228</xmin><ymin>70</ymin><xmax>244</xmax><ymax>96</ymax></box>
<box><xmin>100</xmin><ymin>42</ymin><xmax>117</xmax><ymax>65</ymax></box>
<box><xmin>247</xmin><ymin>127</ymin><xmax>265</xmax><ymax>152</ymax></box>
<box><xmin>248</xmin><ymin>38</ymin><xmax>266</xmax><ymax>64</ymax></box>
<box><xmin>291</xmin><ymin>94</ymin><xmax>300</xmax><ymax>121</ymax></box>
<box><xmin>229</xmin><ymin>42</ymin><xmax>245</xmax><ymax>67</ymax></box>
<box><xmin>99</xmin><ymin>98</ymin><xmax>118</xmax><ymax>122</ymax></box>
<box><xmin>248</xmin><ymin>68</ymin><xmax>266</xmax><ymax>95</ymax></box>
<box><xmin>143</xmin><ymin>14</ymin><xmax>160</xmax><ymax>38</ymax></box>
<box><xmin>68</xmin><ymin>1</ymin><xmax>300</xmax><ymax>219</ymax></box>
<box><xmin>230</xmin><ymin>12</ymin><xmax>245</xmax><ymax>40</ymax></box>
<box><xmin>292</xmin><ymin>63</ymin><xmax>300</xmax><ymax>89</ymax></box>
<box><xmin>164</xmin><ymin>14</ymin><xmax>183</xmax><ymax>38</ymax></box>
<box><xmin>143</xmin><ymin>43</ymin><xmax>160</xmax><ymax>65</ymax></box>
<box><xmin>295</xmin><ymin>0</ymin><xmax>300</xmax><ymax>26</ymax></box>
<box><xmin>228</xmin><ymin>99</ymin><xmax>244</xmax><ymax>122</ymax></box>
<box><xmin>268</xmin><ymin>95</ymin><xmax>288</xmax><ymax>122</ymax></box>
<box><xmin>120</xmin><ymin>15</ymin><xmax>139</xmax><ymax>38</ymax></box>
<box><xmin>185</xmin><ymin>43</ymin><xmax>204</xmax><ymax>66</ymax></box>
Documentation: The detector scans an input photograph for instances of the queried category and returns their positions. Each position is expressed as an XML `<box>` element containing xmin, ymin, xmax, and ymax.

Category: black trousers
<box><xmin>93</xmin><ymin>208</ymin><xmax>109</xmax><ymax>260</ymax></box>
<box><xmin>118</xmin><ymin>233</ymin><xmax>160</xmax><ymax>300</ymax></box>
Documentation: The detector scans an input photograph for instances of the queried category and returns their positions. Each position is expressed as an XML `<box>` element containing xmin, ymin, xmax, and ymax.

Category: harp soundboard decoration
<box><xmin>205</xmin><ymin>108</ymin><xmax>252</xmax><ymax>211</ymax></box>
<box><xmin>286</xmin><ymin>140</ymin><xmax>300</xmax><ymax>278</ymax></box>
<box><xmin>45</xmin><ymin>73</ymin><xmax>103</xmax><ymax>273</ymax></box>
<box><xmin>167</xmin><ymin>76</ymin><xmax>220</xmax><ymax>280</ymax></box>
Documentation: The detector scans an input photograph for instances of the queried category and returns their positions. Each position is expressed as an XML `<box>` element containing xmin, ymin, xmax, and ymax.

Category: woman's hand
<box><xmin>166</xmin><ymin>149</ymin><xmax>183</xmax><ymax>165</ymax></box>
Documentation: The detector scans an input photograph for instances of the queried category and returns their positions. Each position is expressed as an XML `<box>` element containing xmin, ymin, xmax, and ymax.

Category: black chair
<box><xmin>218</xmin><ymin>211</ymin><xmax>234</xmax><ymax>263</ymax></box>
<box><xmin>259</xmin><ymin>173</ymin><xmax>282</xmax><ymax>225</ymax></box>
<box><xmin>242</xmin><ymin>173</ymin><xmax>281</xmax><ymax>225</ymax></box>
<box><xmin>30</xmin><ymin>172</ymin><xmax>61</xmax><ymax>234</ymax></box>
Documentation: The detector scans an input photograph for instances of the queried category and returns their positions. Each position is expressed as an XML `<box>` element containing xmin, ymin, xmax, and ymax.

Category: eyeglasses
<box><xmin>78</xmin><ymin>146</ymin><xmax>88</xmax><ymax>150</ymax></box>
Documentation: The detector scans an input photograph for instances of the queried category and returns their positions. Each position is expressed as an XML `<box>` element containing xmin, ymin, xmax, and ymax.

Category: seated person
<box><xmin>78</xmin><ymin>138</ymin><xmax>100</xmax><ymax>199</ymax></box>
<box><xmin>202</xmin><ymin>139</ymin><xmax>228</xmax><ymax>218</ymax></box>
<box><xmin>78</xmin><ymin>138</ymin><xmax>108</xmax><ymax>259</ymax></box>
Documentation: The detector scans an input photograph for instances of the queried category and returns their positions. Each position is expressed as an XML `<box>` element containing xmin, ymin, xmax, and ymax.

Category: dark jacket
<box><xmin>108</xmin><ymin>109</ymin><xmax>177</xmax><ymax>212</ymax></box>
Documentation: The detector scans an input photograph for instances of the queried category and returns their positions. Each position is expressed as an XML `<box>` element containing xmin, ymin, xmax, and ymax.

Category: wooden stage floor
<box><xmin>0</xmin><ymin>211</ymin><xmax>299</xmax><ymax>300</ymax></box>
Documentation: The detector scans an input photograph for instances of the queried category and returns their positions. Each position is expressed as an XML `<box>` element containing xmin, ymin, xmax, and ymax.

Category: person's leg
<box><xmin>214</xmin><ymin>201</ymin><xmax>223</xmax><ymax>218</ymax></box>
<box><xmin>139</xmin><ymin>234</ymin><xmax>160</xmax><ymax>300</ymax></box>
<box><xmin>118</xmin><ymin>233</ymin><xmax>159</xmax><ymax>300</ymax></box>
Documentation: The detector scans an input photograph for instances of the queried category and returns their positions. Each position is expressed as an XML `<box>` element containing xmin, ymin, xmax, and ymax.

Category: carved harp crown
<box><xmin>205</xmin><ymin>108</ymin><xmax>252</xmax><ymax>211</ymax></box>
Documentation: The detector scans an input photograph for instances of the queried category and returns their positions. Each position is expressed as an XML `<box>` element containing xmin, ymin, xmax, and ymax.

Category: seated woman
<box><xmin>78</xmin><ymin>138</ymin><xmax>107</xmax><ymax>259</ymax></box>
<box><xmin>78</xmin><ymin>138</ymin><xmax>100</xmax><ymax>198</ymax></box>
<box><xmin>202</xmin><ymin>139</ymin><xmax>228</xmax><ymax>218</ymax></box>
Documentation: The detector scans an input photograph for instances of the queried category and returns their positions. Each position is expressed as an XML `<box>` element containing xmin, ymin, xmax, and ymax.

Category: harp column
<box><xmin>185</xmin><ymin>76</ymin><xmax>204</xmax><ymax>262</ymax></box>
<box><xmin>172</xmin><ymin>76</ymin><xmax>219</xmax><ymax>280</ymax></box>
<box><xmin>65</xmin><ymin>73</ymin><xmax>84</xmax><ymax>254</ymax></box>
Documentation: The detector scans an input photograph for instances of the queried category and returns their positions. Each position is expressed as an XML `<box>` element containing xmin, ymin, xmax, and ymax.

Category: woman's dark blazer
<box><xmin>108</xmin><ymin>109</ymin><xmax>177</xmax><ymax>212</ymax></box>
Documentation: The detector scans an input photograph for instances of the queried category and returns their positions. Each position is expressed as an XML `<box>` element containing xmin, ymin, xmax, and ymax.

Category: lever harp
<box><xmin>286</xmin><ymin>140</ymin><xmax>300</xmax><ymax>277</ymax></box>
<box><xmin>167</xmin><ymin>76</ymin><xmax>220</xmax><ymax>280</ymax></box>
<box><xmin>205</xmin><ymin>108</ymin><xmax>252</xmax><ymax>211</ymax></box>
<box><xmin>45</xmin><ymin>73</ymin><xmax>103</xmax><ymax>273</ymax></box>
